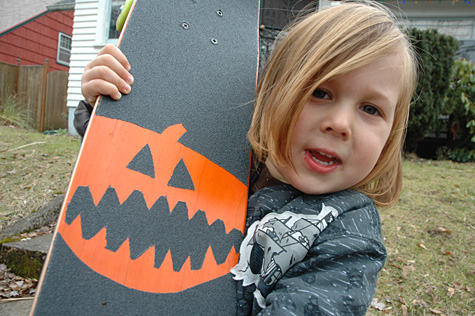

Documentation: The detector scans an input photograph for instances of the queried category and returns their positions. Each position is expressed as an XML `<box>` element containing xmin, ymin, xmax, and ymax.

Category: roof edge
<box><xmin>0</xmin><ymin>11</ymin><xmax>49</xmax><ymax>37</ymax></box>
<box><xmin>47</xmin><ymin>3</ymin><xmax>75</xmax><ymax>11</ymax></box>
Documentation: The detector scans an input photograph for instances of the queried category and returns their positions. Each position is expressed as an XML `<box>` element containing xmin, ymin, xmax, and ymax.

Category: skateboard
<box><xmin>30</xmin><ymin>0</ymin><xmax>260</xmax><ymax>314</ymax></box>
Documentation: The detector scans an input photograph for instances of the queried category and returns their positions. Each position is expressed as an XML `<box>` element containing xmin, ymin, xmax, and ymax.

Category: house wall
<box><xmin>0</xmin><ymin>10</ymin><xmax>74</xmax><ymax>72</ymax></box>
<box><xmin>67</xmin><ymin>0</ymin><xmax>113</xmax><ymax>135</ymax></box>
<box><xmin>389</xmin><ymin>1</ymin><xmax>474</xmax><ymax>19</ymax></box>
<box><xmin>386</xmin><ymin>1</ymin><xmax>475</xmax><ymax>62</ymax></box>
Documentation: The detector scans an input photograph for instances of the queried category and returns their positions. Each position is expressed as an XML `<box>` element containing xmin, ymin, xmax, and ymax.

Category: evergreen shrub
<box><xmin>442</xmin><ymin>58</ymin><xmax>475</xmax><ymax>162</ymax></box>
<box><xmin>405</xmin><ymin>28</ymin><xmax>459</xmax><ymax>152</ymax></box>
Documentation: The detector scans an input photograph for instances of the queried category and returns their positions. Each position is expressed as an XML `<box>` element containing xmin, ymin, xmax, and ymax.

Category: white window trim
<box><xmin>57</xmin><ymin>32</ymin><xmax>72</xmax><ymax>66</ymax></box>
<box><xmin>95</xmin><ymin>0</ymin><xmax>111</xmax><ymax>46</ymax></box>
<box><xmin>95</xmin><ymin>0</ymin><xmax>122</xmax><ymax>46</ymax></box>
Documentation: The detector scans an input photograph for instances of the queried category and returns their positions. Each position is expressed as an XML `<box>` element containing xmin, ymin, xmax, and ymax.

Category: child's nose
<box><xmin>321</xmin><ymin>106</ymin><xmax>352</xmax><ymax>140</ymax></box>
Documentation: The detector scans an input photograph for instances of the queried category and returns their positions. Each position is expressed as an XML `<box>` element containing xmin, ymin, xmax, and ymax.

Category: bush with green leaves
<box><xmin>405</xmin><ymin>28</ymin><xmax>459</xmax><ymax>152</ymax></box>
<box><xmin>442</xmin><ymin>58</ymin><xmax>475</xmax><ymax>162</ymax></box>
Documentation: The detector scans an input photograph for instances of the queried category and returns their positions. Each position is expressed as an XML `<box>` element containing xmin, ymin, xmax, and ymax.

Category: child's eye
<box><xmin>361</xmin><ymin>104</ymin><xmax>381</xmax><ymax>116</ymax></box>
<box><xmin>312</xmin><ymin>89</ymin><xmax>329</xmax><ymax>99</ymax></box>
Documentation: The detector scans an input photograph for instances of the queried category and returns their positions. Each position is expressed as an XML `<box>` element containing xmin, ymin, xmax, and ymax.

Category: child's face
<box><xmin>266</xmin><ymin>54</ymin><xmax>403</xmax><ymax>195</ymax></box>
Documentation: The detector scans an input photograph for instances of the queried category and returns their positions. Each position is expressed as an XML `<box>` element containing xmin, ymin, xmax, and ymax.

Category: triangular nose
<box><xmin>168</xmin><ymin>159</ymin><xmax>195</xmax><ymax>190</ymax></box>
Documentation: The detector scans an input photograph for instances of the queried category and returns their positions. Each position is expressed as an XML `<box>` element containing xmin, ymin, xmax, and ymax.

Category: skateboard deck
<box><xmin>30</xmin><ymin>0</ymin><xmax>260</xmax><ymax>314</ymax></box>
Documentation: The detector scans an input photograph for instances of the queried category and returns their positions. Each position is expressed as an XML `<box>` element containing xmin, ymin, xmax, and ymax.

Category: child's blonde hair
<box><xmin>248</xmin><ymin>1</ymin><xmax>418</xmax><ymax>207</ymax></box>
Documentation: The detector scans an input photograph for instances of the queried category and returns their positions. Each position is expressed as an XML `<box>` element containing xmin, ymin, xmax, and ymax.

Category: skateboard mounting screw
<box><xmin>211</xmin><ymin>38</ymin><xmax>218</xmax><ymax>45</ymax></box>
<box><xmin>182</xmin><ymin>22</ymin><xmax>189</xmax><ymax>30</ymax></box>
<box><xmin>216</xmin><ymin>10</ymin><xmax>223</xmax><ymax>17</ymax></box>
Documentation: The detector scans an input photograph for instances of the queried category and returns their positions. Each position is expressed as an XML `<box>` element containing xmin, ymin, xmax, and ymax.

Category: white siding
<box><xmin>67</xmin><ymin>0</ymin><xmax>111</xmax><ymax>134</ymax></box>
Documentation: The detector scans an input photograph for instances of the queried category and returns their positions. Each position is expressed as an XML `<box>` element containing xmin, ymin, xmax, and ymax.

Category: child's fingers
<box><xmin>82</xmin><ymin>64</ymin><xmax>131</xmax><ymax>93</ymax></box>
<box><xmin>84</xmin><ymin>53</ymin><xmax>134</xmax><ymax>86</ymax></box>
<box><xmin>81</xmin><ymin>66</ymin><xmax>131</xmax><ymax>105</ymax></box>
<box><xmin>81</xmin><ymin>45</ymin><xmax>134</xmax><ymax>106</ymax></box>
<box><xmin>82</xmin><ymin>78</ymin><xmax>125</xmax><ymax>105</ymax></box>
<box><xmin>98</xmin><ymin>44</ymin><xmax>131</xmax><ymax>72</ymax></box>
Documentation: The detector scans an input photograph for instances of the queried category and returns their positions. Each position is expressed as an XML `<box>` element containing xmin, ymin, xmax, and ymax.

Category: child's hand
<box><xmin>81</xmin><ymin>44</ymin><xmax>134</xmax><ymax>106</ymax></box>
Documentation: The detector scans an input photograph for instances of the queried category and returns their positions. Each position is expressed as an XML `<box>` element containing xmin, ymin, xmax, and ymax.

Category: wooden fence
<box><xmin>0</xmin><ymin>59</ymin><xmax>68</xmax><ymax>131</ymax></box>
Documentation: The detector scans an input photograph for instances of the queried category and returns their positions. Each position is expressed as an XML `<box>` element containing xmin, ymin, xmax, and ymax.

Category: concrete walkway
<box><xmin>0</xmin><ymin>234</ymin><xmax>53</xmax><ymax>316</ymax></box>
<box><xmin>0</xmin><ymin>299</ymin><xmax>34</xmax><ymax>316</ymax></box>
<box><xmin>0</xmin><ymin>194</ymin><xmax>59</xmax><ymax>316</ymax></box>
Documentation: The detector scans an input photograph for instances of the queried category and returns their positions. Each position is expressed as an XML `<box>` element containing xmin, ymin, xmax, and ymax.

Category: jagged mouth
<box><xmin>64</xmin><ymin>186</ymin><xmax>243</xmax><ymax>272</ymax></box>
<box><xmin>308</xmin><ymin>150</ymin><xmax>341</xmax><ymax>167</ymax></box>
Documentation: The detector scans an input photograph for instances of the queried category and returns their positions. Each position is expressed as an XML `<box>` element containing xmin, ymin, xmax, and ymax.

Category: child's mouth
<box><xmin>308</xmin><ymin>150</ymin><xmax>341</xmax><ymax>166</ymax></box>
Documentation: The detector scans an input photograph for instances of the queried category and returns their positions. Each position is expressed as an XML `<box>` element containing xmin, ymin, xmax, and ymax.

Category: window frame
<box><xmin>95</xmin><ymin>0</ymin><xmax>125</xmax><ymax>45</ymax></box>
<box><xmin>57</xmin><ymin>31</ymin><xmax>72</xmax><ymax>66</ymax></box>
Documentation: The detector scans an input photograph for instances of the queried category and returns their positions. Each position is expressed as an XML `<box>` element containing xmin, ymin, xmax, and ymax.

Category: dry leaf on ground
<box><xmin>0</xmin><ymin>264</ymin><xmax>37</xmax><ymax>300</ymax></box>
<box><xmin>370</xmin><ymin>298</ymin><xmax>386</xmax><ymax>311</ymax></box>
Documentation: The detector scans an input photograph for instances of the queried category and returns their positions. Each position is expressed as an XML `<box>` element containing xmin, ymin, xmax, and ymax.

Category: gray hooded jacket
<box><xmin>233</xmin><ymin>185</ymin><xmax>386</xmax><ymax>316</ymax></box>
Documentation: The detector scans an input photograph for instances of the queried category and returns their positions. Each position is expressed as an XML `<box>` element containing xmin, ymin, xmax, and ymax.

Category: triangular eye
<box><xmin>127</xmin><ymin>144</ymin><xmax>155</xmax><ymax>178</ymax></box>
<box><xmin>168</xmin><ymin>159</ymin><xmax>194</xmax><ymax>190</ymax></box>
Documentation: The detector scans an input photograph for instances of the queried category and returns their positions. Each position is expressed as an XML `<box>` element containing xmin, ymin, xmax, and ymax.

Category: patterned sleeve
<box><xmin>258</xmin><ymin>204</ymin><xmax>386</xmax><ymax>316</ymax></box>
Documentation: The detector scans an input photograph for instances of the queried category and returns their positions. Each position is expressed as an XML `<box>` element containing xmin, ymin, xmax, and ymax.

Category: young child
<box><xmin>76</xmin><ymin>2</ymin><xmax>417</xmax><ymax>315</ymax></box>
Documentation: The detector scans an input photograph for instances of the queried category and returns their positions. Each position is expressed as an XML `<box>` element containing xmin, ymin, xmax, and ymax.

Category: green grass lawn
<box><xmin>0</xmin><ymin>126</ymin><xmax>81</xmax><ymax>228</ymax></box>
<box><xmin>0</xmin><ymin>126</ymin><xmax>473</xmax><ymax>314</ymax></box>
<box><xmin>369</xmin><ymin>159</ymin><xmax>474</xmax><ymax>315</ymax></box>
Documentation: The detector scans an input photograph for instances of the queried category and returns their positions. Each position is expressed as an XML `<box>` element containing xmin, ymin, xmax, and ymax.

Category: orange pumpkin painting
<box><xmin>58</xmin><ymin>116</ymin><xmax>247</xmax><ymax>293</ymax></box>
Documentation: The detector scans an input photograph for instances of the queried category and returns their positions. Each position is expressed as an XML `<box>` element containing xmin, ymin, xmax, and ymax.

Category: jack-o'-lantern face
<box><xmin>58</xmin><ymin>116</ymin><xmax>247</xmax><ymax>293</ymax></box>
